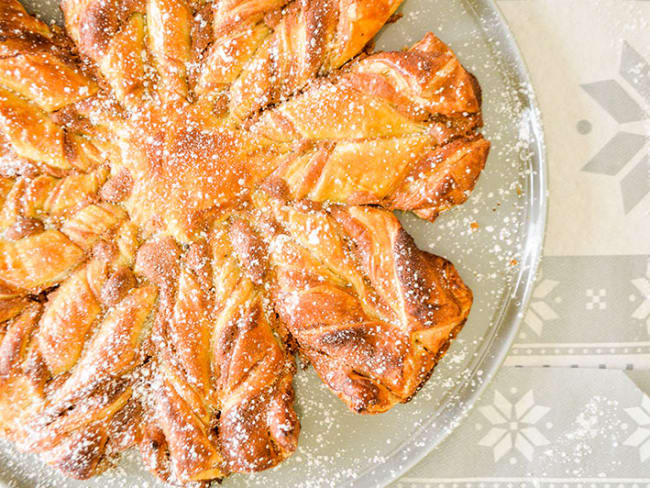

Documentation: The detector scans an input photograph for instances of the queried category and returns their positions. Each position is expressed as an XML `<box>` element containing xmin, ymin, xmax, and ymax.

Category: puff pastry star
<box><xmin>0</xmin><ymin>0</ymin><xmax>487</xmax><ymax>485</ymax></box>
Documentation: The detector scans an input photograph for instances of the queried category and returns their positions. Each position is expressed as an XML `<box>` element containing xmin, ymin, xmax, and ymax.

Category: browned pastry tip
<box><xmin>144</xmin><ymin>373</ymin><xmax>222</xmax><ymax>483</ymax></box>
<box><xmin>39</xmin><ymin>423</ymin><xmax>109</xmax><ymax>480</ymax></box>
<box><xmin>390</xmin><ymin>136</ymin><xmax>491</xmax><ymax>221</ymax></box>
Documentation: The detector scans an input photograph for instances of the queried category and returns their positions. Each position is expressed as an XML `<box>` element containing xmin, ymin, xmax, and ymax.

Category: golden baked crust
<box><xmin>0</xmin><ymin>0</ymin><xmax>487</xmax><ymax>485</ymax></box>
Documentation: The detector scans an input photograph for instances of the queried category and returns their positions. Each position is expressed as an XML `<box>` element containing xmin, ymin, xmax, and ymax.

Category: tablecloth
<box><xmin>394</xmin><ymin>0</ymin><xmax>650</xmax><ymax>484</ymax></box>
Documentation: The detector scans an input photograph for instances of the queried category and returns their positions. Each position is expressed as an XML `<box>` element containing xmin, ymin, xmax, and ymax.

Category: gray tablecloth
<box><xmin>395</xmin><ymin>0</ymin><xmax>650</xmax><ymax>484</ymax></box>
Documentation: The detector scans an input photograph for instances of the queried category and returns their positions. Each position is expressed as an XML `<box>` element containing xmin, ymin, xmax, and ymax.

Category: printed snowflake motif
<box><xmin>630</xmin><ymin>259</ymin><xmax>650</xmax><ymax>335</ymax></box>
<box><xmin>580</xmin><ymin>41</ymin><xmax>650</xmax><ymax>214</ymax></box>
<box><xmin>623</xmin><ymin>394</ymin><xmax>650</xmax><ymax>462</ymax></box>
<box><xmin>524</xmin><ymin>271</ymin><xmax>559</xmax><ymax>336</ymax></box>
<box><xmin>478</xmin><ymin>390</ymin><xmax>550</xmax><ymax>461</ymax></box>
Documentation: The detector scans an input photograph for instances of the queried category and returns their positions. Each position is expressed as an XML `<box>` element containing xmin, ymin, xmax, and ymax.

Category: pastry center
<box><xmin>116</xmin><ymin>105</ymin><xmax>280</xmax><ymax>242</ymax></box>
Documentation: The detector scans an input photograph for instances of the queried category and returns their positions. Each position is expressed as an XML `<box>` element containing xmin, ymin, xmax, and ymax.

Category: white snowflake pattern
<box><xmin>580</xmin><ymin>41</ymin><xmax>650</xmax><ymax>213</ymax></box>
<box><xmin>478</xmin><ymin>390</ymin><xmax>550</xmax><ymax>461</ymax></box>
<box><xmin>630</xmin><ymin>259</ymin><xmax>650</xmax><ymax>335</ymax></box>
<box><xmin>524</xmin><ymin>272</ymin><xmax>559</xmax><ymax>336</ymax></box>
<box><xmin>623</xmin><ymin>394</ymin><xmax>650</xmax><ymax>462</ymax></box>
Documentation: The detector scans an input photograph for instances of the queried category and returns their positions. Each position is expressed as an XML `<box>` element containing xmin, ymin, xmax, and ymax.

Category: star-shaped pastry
<box><xmin>0</xmin><ymin>0</ymin><xmax>487</xmax><ymax>485</ymax></box>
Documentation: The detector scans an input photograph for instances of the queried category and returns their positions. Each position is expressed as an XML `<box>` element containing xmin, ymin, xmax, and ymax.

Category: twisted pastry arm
<box><xmin>251</xmin><ymin>188</ymin><xmax>472</xmax><ymax>413</ymax></box>
<box><xmin>17</xmin><ymin>283</ymin><xmax>156</xmax><ymax>479</ymax></box>
<box><xmin>253</xmin><ymin>33</ymin><xmax>490</xmax><ymax>220</ymax></box>
<box><xmin>62</xmin><ymin>0</ymin><xmax>402</xmax><ymax>114</ymax></box>
<box><xmin>1</xmin><ymin>256</ymin><xmax>155</xmax><ymax>479</ymax></box>
<box><xmin>225</xmin><ymin>0</ymin><xmax>404</xmax><ymax>119</ymax></box>
<box><xmin>133</xmin><ymin>226</ymin><xmax>298</xmax><ymax>484</ymax></box>
<box><xmin>61</xmin><ymin>0</ymin><xmax>149</xmax><ymax>108</ymax></box>
<box><xmin>212</xmin><ymin>218</ymin><xmax>299</xmax><ymax>472</ymax></box>
<box><xmin>0</xmin><ymin>0</ymin><xmax>99</xmax><ymax>176</ymax></box>
<box><xmin>0</xmin><ymin>198</ymin><xmax>125</xmax><ymax>296</ymax></box>
<box><xmin>254</xmin><ymin>34</ymin><xmax>483</xmax><ymax>141</ymax></box>
<box><xmin>0</xmin><ymin>303</ymin><xmax>43</xmax><ymax>436</ymax></box>
<box><xmin>0</xmin><ymin>167</ymin><xmax>127</xmax><ymax>298</ymax></box>
<box><xmin>0</xmin><ymin>1</ymin><xmax>97</xmax><ymax>112</ymax></box>
<box><xmin>0</xmin><ymin>231</ymin><xmax>84</xmax><ymax>290</ymax></box>
<box><xmin>134</xmin><ymin>237</ymin><xmax>222</xmax><ymax>484</ymax></box>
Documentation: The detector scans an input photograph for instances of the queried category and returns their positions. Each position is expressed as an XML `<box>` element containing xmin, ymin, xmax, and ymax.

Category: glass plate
<box><xmin>0</xmin><ymin>0</ymin><xmax>547</xmax><ymax>486</ymax></box>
